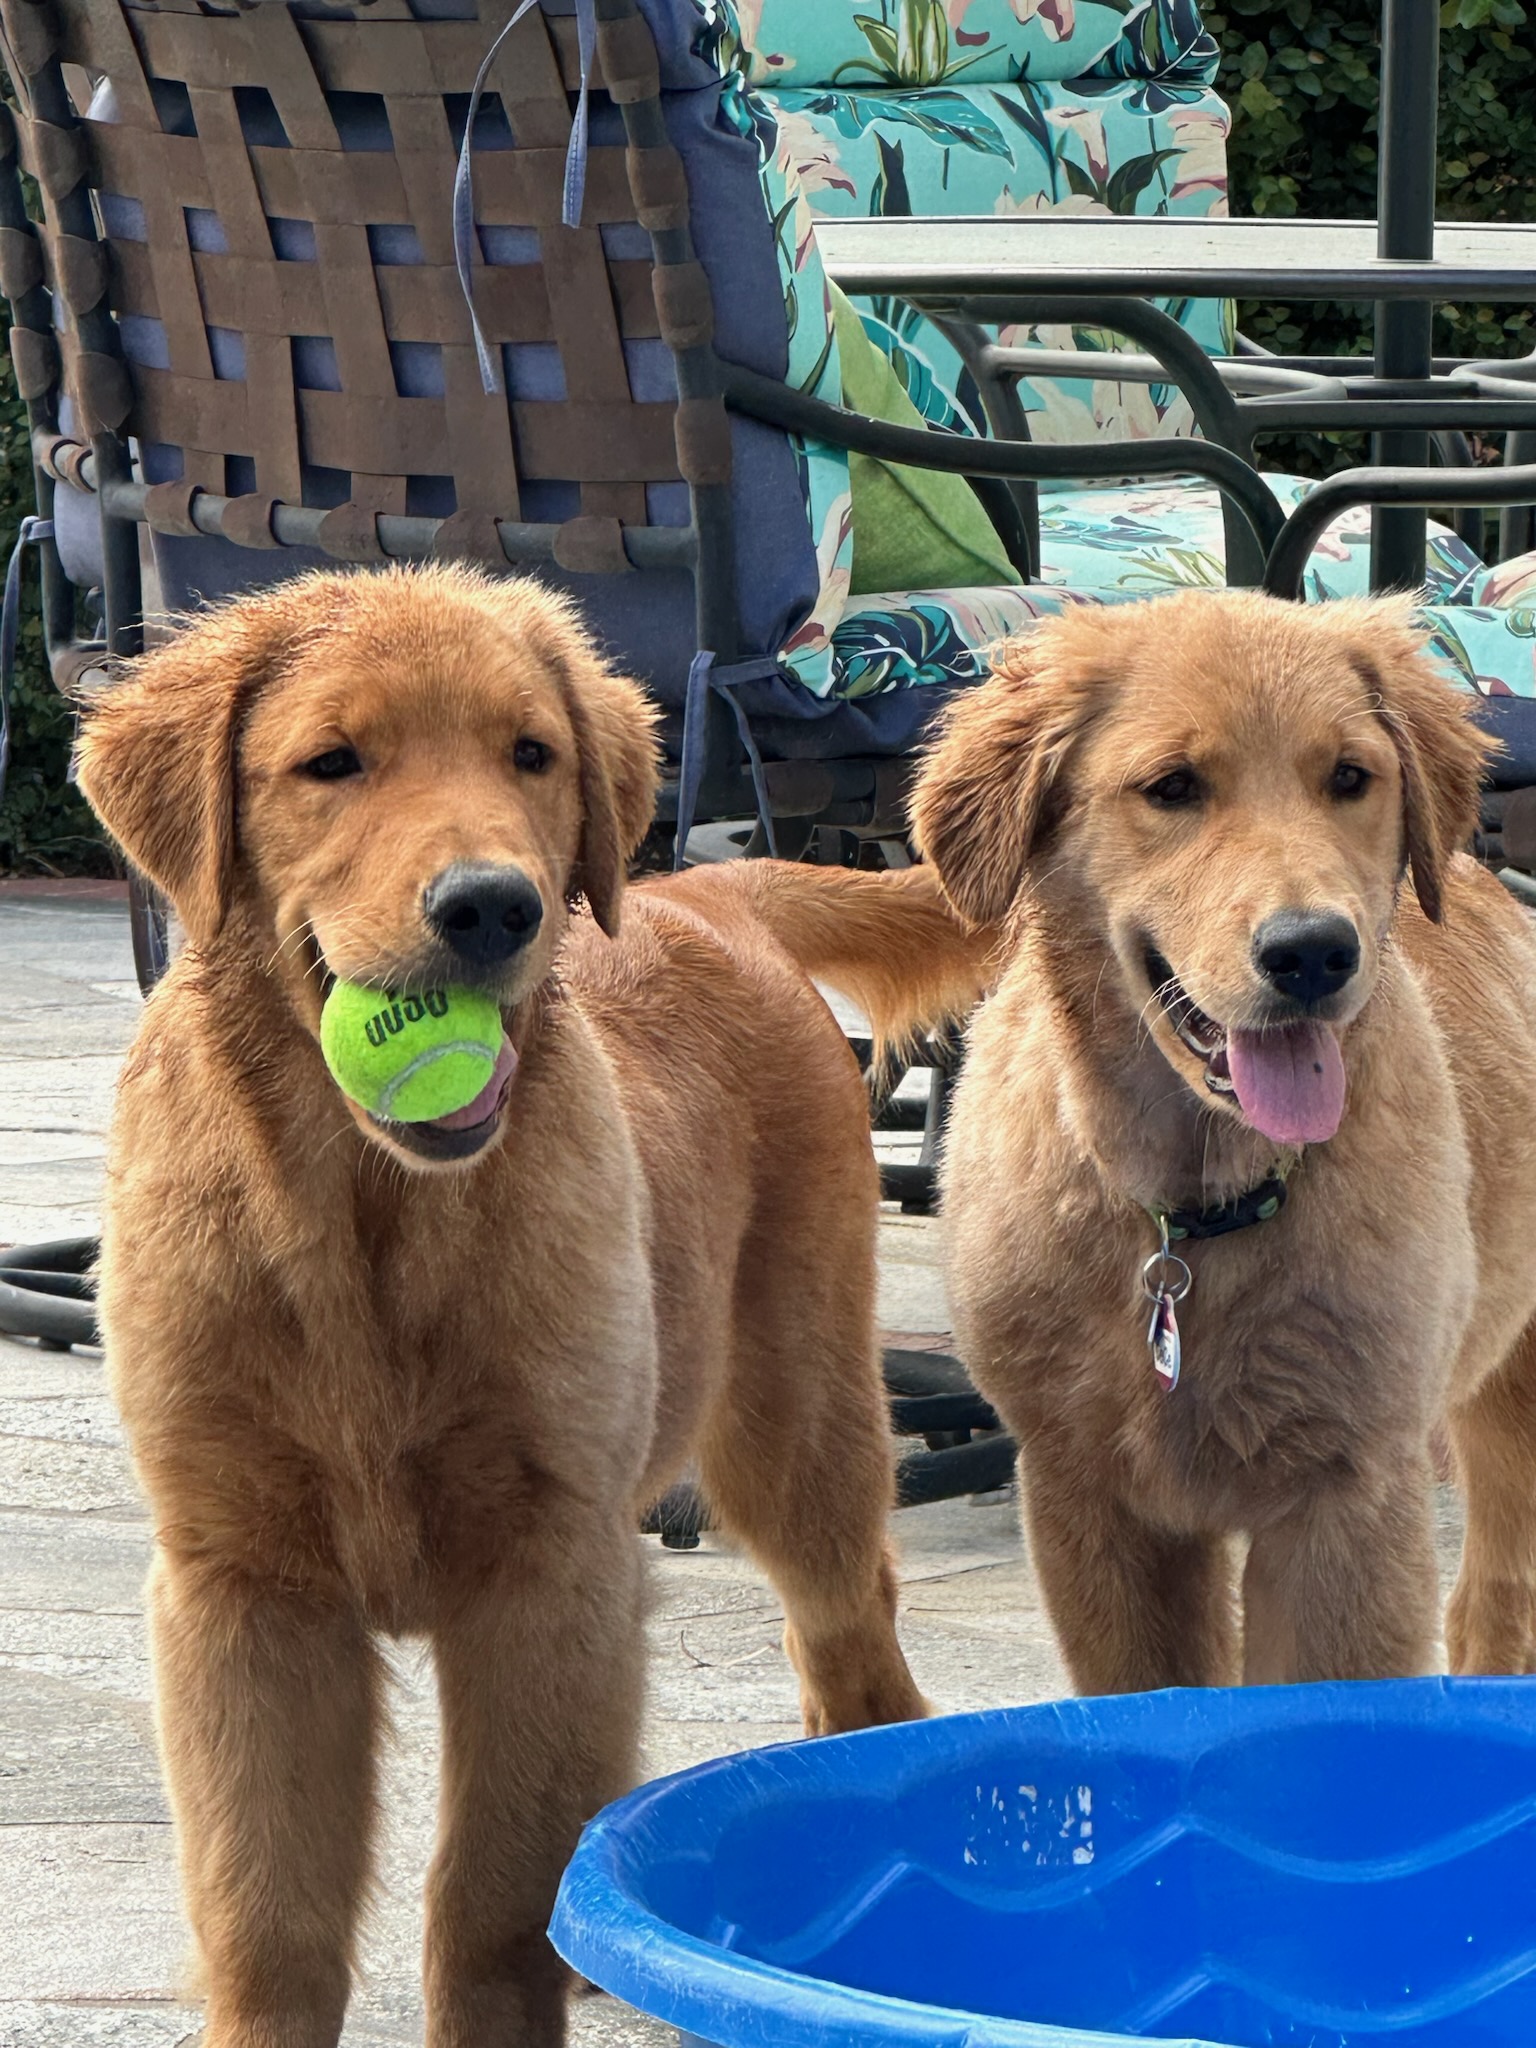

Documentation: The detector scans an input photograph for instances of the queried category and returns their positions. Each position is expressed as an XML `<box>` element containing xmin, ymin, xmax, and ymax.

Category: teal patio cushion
<box><xmin>688</xmin><ymin>0</ymin><xmax>1217</xmax><ymax>91</ymax></box>
<box><xmin>759</xmin><ymin>73</ymin><xmax>1234</xmax><ymax>442</ymax></box>
<box><xmin>824</xmin><ymin>477</ymin><xmax>1522</xmax><ymax>702</ymax></box>
<box><xmin>1034</xmin><ymin>474</ymin><xmax>1483</xmax><ymax>606</ymax></box>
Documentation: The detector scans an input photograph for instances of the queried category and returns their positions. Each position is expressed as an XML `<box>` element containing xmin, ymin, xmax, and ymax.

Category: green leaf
<box><xmin>806</xmin><ymin>88</ymin><xmax>1014</xmax><ymax>159</ymax></box>
<box><xmin>990</xmin><ymin>85</ymin><xmax>1055</xmax><ymax>165</ymax></box>
<box><xmin>1105</xmin><ymin>147</ymin><xmax>1182</xmax><ymax>215</ymax></box>
<box><xmin>1237</xmin><ymin>75</ymin><xmax>1281</xmax><ymax>117</ymax></box>
<box><xmin>870</xmin><ymin>132</ymin><xmax>913</xmax><ymax>218</ymax></box>
<box><xmin>851</xmin><ymin>15</ymin><xmax>899</xmax><ymax>71</ymax></box>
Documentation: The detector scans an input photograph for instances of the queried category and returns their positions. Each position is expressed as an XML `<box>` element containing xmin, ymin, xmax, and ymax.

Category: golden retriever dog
<box><xmin>73</xmin><ymin>564</ymin><xmax>988</xmax><ymax>2048</ymax></box>
<box><xmin>910</xmin><ymin>589</ymin><xmax>1536</xmax><ymax>1692</ymax></box>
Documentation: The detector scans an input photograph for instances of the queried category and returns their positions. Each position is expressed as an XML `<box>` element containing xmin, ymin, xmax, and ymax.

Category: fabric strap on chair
<box><xmin>673</xmin><ymin>649</ymin><xmax>783</xmax><ymax>869</ymax></box>
<box><xmin>0</xmin><ymin>515</ymin><xmax>55</xmax><ymax>813</ymax></box>
<box><xmin>453</xmin><ymin>0</ymin><xmax>598</xmax><ymax>397</ymax></box>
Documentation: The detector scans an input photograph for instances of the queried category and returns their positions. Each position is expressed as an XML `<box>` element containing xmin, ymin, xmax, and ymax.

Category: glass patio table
<box><xmin>812</xmin><ymin>213</ymin><xmax>1536</xmax><ymax>312</ymax></box>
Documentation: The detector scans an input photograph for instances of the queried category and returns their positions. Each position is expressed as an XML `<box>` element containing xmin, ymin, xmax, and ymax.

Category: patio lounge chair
<box><xmin>7</xmin><ymin>0</ymin><xmax>1532</xmax><ymax>881</ymax></box>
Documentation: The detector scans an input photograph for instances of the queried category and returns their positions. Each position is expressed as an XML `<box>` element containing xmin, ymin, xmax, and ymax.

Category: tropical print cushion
<box><xmin>1420</xmin><ymin>609</ymin><xmax>1536</xmax><ymax>703</ymax></box>
<box><xmin>1471</xmin><ymin>549</ymin><xmax>1536</xmax><ymax>616</ymax></box>
<box><xmin>1036</xmin><ymin>474</ymin><xmax>1483</xmax><ymax>606</ymax></box>
<box><xmin>759</xmin><ymin>72</ymin><xmax>1233</xmax><ymax>446</ymax></box>
<box><xmin>1423</xmin><ymin>547</ymin><xmax>1536</xmax><ymax>703</ymax></box>
<box><xmin>829</xmin><ymin>587</ymin><xmax>1536</xmax><ymax>704</ymax></box>
<box><xmin>827</xmin><ymin>583</ymin><xmax>1536</xmax><ymax>705</ymax></box>
<box><xmin>686</xmin><ymin>0</ymin><xmax>1218</xmax><ymax>90</ymax></box>
<box><xmin>686</xmin><ymin>0</ymin><xmax>1529</xmax><ymax>715</ymax></box>
<box><xmin>724</xmin><ymin>59</ymin><xmax>1237</xmax><ymax>690</ymax></box>
<box><xmin>822</xmin><ymin>476</ymin><xmax>1508</xmax><ymax>700</ymax></box>
<box><xmin>831</xmin><ymin>581</ymin><xmax>1098</xmax><ymax>698</ymax></box>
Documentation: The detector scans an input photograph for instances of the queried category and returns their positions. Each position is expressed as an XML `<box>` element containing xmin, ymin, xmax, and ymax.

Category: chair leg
<box><xmin>877</xmin><ymin>1043</ymin><xmax>957</xmax><ymax>1215</ymax></box>
<box><xmin>128</xmin><ymin>868</ymin><xmax>171</xmax><ymax>997</ymax></box>
<box><xmin>640</xmin><ymin>1480</ymin><xmax>706</xmax><ymax>1551</ymax></box>
<box><xmin>92</xmin><ymin>431</ymin><xmax>143</xmax><ymax>663</ymax></box>
<box><xmin>1500</xmin><ymin>431</ymin><xmax>1536</xmax><ymax>562</ymax></box>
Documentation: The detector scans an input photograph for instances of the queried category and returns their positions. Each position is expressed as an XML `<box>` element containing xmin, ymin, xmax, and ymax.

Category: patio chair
<box><xmin>0</xmin><ymin>0</ymin><xmax>1276</xmax><ymax>1169</ymax></box>
<box><xmin>706</xmin><ymin>0</ymin><xmax>1536</xmax><ymax>798</ymax></box>
<box><xmin>2</xmin><ymin>0</ymin><xmax>1531</xmax><ymax>881</ymax></box>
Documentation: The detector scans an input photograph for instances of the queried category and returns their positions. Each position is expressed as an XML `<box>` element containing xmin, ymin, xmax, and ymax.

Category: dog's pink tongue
<box><xmin>429</xmin><ymin>1036</ymin><xmax>518</xmax><ymax>1131</ymax></box>
<box><xmin>1226</xmin><ymin>1022</ymin><xmax>1345</xmax><ymax>1146</ymax></box>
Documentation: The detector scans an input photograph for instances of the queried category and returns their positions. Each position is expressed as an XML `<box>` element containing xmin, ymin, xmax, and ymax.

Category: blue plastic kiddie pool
<box><xmin>552</xmin><ymin>1679</ymin><xmax>1536</xmax><ymax>2047</ymax></box>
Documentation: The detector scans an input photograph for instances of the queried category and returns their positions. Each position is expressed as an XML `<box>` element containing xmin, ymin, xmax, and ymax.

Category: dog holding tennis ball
<box><xmin>74</xmin><ymin>566</ymin><xmax>987</xmax><ymax>2048</ymax></box>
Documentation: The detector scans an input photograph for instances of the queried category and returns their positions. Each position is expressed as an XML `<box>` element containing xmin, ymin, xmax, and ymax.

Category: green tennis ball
<box><xmin>320</xmin><ymin>981</ymin><xmax>503</xmax><ymax>1122</ymax></box>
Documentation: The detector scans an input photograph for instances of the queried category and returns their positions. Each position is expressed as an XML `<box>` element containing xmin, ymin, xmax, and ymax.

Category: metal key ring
<box><xmin>1140</xmin><ymin>1250</ymin><xmax>1192</xmax><ymax>1303</ymax></box>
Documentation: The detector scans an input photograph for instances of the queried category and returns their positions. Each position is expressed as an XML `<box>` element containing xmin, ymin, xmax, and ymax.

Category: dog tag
<box><xmin>1147</xmin><ymin>1290</ymin><xmax>1181</xmax><ymax>1393</ymax></box>
<box><xmin>1141</xmin><ymin>1227</ymin><xmax>1191</xmax><ymax>1396</ymax></box>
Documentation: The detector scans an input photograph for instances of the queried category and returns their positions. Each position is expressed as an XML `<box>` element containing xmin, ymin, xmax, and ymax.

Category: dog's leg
<box><xmin>1242</xmin><ymin>1459</ymin><xmax>1439</xmax><ymax>1682</ymax></box>
<box><xmin>1019</xmin><ymin>1432</ymin><xmax>1238</xmax><ymax>1693</ymax></box>
<box><xmin>697</xmin><ymin>1382</ymin><xmax>926</xmax><ymax>1735</ymax></box>
<box><xmin>148</xmin><ymin>1550</ymin><xmax>381</xmax><ymax>2048</ymax></box>
<box><xmin>695</xmin><ymin>1270</ymin><xmax>927</xmax><ymax>1737</ymax></box>
<box><xmin>1447</xmin><ymin>1319</ymin><xmax>1536</xmax><ymax>1674</ymax></box>
<box><xmin>423</xmin><ymin>1510</ymin><xmax>644</xmax><ymax>2048</ymax></box>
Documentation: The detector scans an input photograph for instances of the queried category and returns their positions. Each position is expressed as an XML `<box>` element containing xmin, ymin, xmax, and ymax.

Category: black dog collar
<box><xmin>1149</xmin><ymin>1172</ymin><xmax>1290</xmax><ymax>1243</ymax></box>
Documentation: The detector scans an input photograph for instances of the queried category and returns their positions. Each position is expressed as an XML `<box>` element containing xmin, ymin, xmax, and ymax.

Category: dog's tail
<box><xmin>679</xmin><ymin>859</ymin><xmax>999</xmax><ymax>1067</ymax></box>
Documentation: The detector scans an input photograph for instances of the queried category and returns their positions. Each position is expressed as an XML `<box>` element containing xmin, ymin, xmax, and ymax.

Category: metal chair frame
<box><xmin>0</xmin><ymin>0</ymin><xmax>1286</xmax><ymax>871</ymax></box>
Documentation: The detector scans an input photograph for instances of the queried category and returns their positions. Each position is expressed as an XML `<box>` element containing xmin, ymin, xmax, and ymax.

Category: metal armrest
<box><xmin>811</xmin><ymin>292</ymin><xmax>1264</xmax><ymax>583</ymax></box>
<box><xmin>719</xmin><ymin>363</ymin><xmax>1283</xmax><ymax>588</ymax></box>
<box><xmin>1264</xmin><ymin>462</ymin><xmax>1536</xmax><ymax>601</ymax></box>
<box><xmin>982</xmin><ymin>348</ymin><xmax>1351</xmax><ymax>402</ymax></box>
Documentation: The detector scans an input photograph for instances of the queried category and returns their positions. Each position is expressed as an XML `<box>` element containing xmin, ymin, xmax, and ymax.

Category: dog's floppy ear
<box><xmin>910</xmin><ymin>632</ymin><xmax>1097</xmax><ymax>924</ymax></box>
<box><xmin>549</xmin><ymin>644</ymin><xmax>660</xmax><ymax>937</ymax></box>
<box><xmin>1345</xmin><ymin>603</ymin><xmax>1491</xmax><ymax>923</ymax></box>
<box><xmin>75</xmin><ymin>595</ymin><xmax>298</xmax><ymax>947</ymax></box>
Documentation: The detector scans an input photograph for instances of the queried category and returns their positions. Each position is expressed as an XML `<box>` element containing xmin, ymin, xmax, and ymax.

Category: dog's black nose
<box><xmin>1253</xmin><ymin>911</ymin><xmax>1360</xmax><ymax>1008</ymax></box>
<box><xmin>423</xmin><ymin>863</ymin><xmax>543</xmax><ymax>966</ymax></box>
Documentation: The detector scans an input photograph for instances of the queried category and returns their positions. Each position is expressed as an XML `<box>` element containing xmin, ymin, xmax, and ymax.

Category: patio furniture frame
<box><xmin>0</xmin><ymin>0</ymin><xmax>1280</xmax><ymax>873</ymax></box>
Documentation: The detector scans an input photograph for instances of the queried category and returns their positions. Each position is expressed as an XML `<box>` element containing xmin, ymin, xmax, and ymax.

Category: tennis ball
<box><xmin>320</xmin><ymin>981</ymin><xmax>504</xmax><ymax>1122</ymax></box>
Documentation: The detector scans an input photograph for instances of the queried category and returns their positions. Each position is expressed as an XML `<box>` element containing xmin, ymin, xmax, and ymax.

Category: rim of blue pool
<box><xmin>551</xmin><ymin>1678</ymin><xmax>1536</xmax><ymax>2048</ymax></box>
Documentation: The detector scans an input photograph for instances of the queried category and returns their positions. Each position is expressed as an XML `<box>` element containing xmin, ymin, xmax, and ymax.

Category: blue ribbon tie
<box><xmin>453</xmin><ymin>0</ymin><xmax>598</xmax><ymax>398</ymax></box>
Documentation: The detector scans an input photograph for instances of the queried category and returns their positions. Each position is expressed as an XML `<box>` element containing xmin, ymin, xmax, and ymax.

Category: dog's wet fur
<box><xmin>912</xmin><ymin>589</ymin><xmax>1536</xmax><ymax>1690</ymax></box>
<box><xmin>75</xmin><ymin>565</ymin><xmax>996</xmax><ymax>2048</ymax></box>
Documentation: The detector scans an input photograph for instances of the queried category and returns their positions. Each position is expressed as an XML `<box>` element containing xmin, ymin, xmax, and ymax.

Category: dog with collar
<box><xmin>912</xmin><ymin>589</ymin><xmax>1536</xmax><ymax>1687</ymax></box>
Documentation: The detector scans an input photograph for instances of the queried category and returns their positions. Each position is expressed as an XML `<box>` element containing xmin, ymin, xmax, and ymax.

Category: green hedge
<box><xmin>1207</xmin><ymin>0</ymin><xmax>1535</xmax><ymax>365</ymax></box>
<box><xmin>0</xmin><ymin>0</ymin><xmax>1533</xmax><ymax>869</ymax></box>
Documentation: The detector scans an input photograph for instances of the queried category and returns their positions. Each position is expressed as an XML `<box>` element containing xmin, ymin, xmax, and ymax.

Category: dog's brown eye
<box><xmin>513</xmin><ymin>738</ymin><xmax>552</xmax><ymax>774</ymax></box>
<box><xmin>1144</xmin><ymin>769</ymin><xmax>1200</xmax><ymax>808</ymax></box>
<box><xmin>1331</xmin><ymin>761</ymin><xmax>1371</xmax><ymax>798</ymax></box>
<box><xmin>299</xmin><ymin>746</ymin><xmax>362</xmax><ymax>782</ymax></box>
